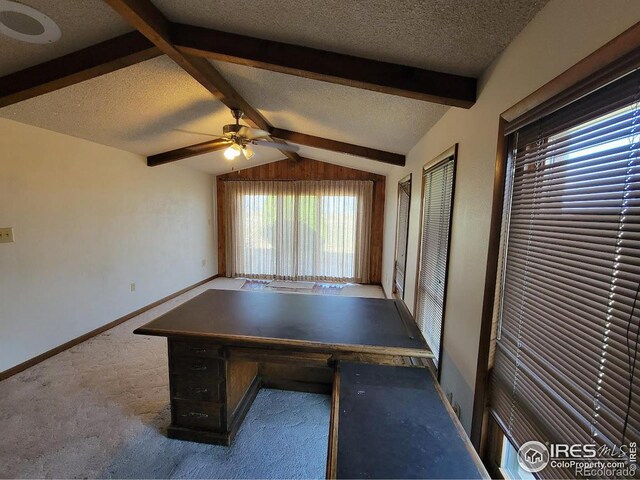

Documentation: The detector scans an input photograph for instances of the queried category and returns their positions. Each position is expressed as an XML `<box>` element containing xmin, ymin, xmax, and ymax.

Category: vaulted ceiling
<box><xmin>0</xmin><ymin>0</ymin><xmax>548</xmax><ymax>175</ymax></box>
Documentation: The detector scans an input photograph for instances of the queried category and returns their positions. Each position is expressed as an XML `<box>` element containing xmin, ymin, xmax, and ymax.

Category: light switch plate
<box><xmin>0</xmin><ymin>227</ymin><xmax>14</xmax><ymax>243</ymax></box>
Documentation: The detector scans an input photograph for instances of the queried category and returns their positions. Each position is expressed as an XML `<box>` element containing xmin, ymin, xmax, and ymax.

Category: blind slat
<box><xmin>490</xmin><ymin>68</ymin><xmax>640</xmax><ymax>478</ymax></box>
<box><xmin>416</xmin><ymin>158</ymin><xmax>455</xmax><ymax>365</ymax></box>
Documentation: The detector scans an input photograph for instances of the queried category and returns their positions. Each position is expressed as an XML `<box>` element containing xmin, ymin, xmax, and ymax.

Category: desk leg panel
<box><xmin>166</xmin><ymin>339</ymin><xmax>258</xmax><ymax>446</ymax></box>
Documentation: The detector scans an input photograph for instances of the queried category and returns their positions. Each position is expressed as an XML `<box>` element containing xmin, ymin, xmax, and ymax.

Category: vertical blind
<box><xmin>225</xmin><ymin>180</ymin><xmax>373</xmax><ymax>283</ymax></box>
<box><xmin>416</xmin><ymin>157</ymin><xmax>455</xmax><ymax>365</ymax></box>
<box><xmin>490</xmin><ymin>69</ymin><xmax>640</xmax><ymax>478</ymax></box>
<box><xmin>394</xmin><ymin>177</ymin><xmax>411</xmax><ymax>298</ymax></box>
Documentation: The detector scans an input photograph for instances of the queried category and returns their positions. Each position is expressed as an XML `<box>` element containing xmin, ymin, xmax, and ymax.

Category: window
<box><xmin>490</xmin><ymin>69</ymin><xmax>640</xmax><ymax>478</ymax></box>
<box><xmin>393</xmin><ymin>175</ymin><xmax>411</xmax><ymax>299</ymax></box>
<box><xmin>225</xmin><ymin>180</ymin><xmax>373</xmax><ymax>283</ymax></box>
<box><xmin>415</xmin><ymin>146</ymin><xmax>457</xmax><ymax>367</ymax></box>
<box><xmin>500</xmin><ymin>437</ymin><xmax>535</xmax><ymax>480</ymax></box>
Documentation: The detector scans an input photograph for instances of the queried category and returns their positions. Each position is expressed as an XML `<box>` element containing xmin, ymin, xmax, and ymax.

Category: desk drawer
<box><xmin>171</xmin><ymin>374</ymin><xmax>223</xmax><ymax>403</ymax></box>
<box><xmin>171</xmin><ymin>355</ymin><xmax>223</xmax><ymax>376</ymax></box>
<box><xmin>170</xmin><ymin>340</ymin><xmax>223</xmax><ymax>359</ymax></box>
<box><xmin>173</xmin><ymin>400</ymin><xmax>223</xmax><ymax>431</ymax></box>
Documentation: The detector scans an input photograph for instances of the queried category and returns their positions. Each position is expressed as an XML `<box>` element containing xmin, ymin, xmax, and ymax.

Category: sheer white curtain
<box><xmin>225</xmin><ymin>181</ymin><xmax>296</xmax><ymax>279</ymax></box>
<box><xmin>225</xmin><ymin>180</ymin><xmax>373</xmax><ymax>283</ymax></box>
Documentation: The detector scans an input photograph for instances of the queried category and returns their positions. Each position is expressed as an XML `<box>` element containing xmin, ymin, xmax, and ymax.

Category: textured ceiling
<box><xmin>0</xmin><ymin>0</ymin><xmax>132</xmax><ymax>76</ymax></box>
<box><xmin>0</xmin><ymin>54</ymin><xmax>434</xmax><ymax>172</ymax></box>
<box><xmin>0</xmin><ymin>0</ymin><xmax>548</xmax><ymax>176</ymax></box>
<box><xmin>154</xmin><ymin>0</ymin><xmax>548</xmax><ymax>77</ymax></box>
<box><xmin>212</xmin><ymin>60</ymin><xmax>449</xmax><ymax>154</ymax></box>
<box><xmin>0</xmin><ymin>56</ymin><xmax>231</xmax><ymax>156</ymax></box>
<box><xmin>294</xmin><ymin>146</ymin><xmax>398</xmax><ymax>176</ymax></box>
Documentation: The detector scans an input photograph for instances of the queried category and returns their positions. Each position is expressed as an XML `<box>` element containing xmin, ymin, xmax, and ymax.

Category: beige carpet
<box><xmin>0</xmin><ymin>278</ymin><xmax>385</xmax><ymax>478</ymax></box>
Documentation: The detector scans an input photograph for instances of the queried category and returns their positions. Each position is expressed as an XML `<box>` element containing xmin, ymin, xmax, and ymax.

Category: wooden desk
<box><xmin>328</xmin><ymin>362</ymin><xmax>489</xmax><ymax>479</ymax></box>
<box><xmin>134</xmin><ymin>289</ymin><xmax>431</xmax><ymax>445</ymax></box>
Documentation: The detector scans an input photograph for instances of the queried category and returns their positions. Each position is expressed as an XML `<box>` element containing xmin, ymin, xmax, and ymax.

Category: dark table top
<box><xmin>336</xmin><ymin>362</ymin><xmax>488</xmax><ymax>479</ymax></box>
<box><xmin>134</xmin><ymin>289</ymin><xmax>431</xmax><ymax>357</ymax></box>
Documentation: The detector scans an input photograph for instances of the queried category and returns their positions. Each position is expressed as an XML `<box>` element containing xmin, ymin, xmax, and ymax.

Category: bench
<box><xmin>327</xmin><ymin>362</ymin><xmax>488</xmax><ymax>479</ymax></box>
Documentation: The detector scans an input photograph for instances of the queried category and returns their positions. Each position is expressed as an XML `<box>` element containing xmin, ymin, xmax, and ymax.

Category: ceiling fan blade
<box><xmin>238</xmin><ymin>126</ymin><xmax>270</xmax><ymax>140</ymax></box>
<box><xmin>173</xmin><ymin>128</ymin><xmax>227</xmax><ymax>139</ymax></box>
<box><xmin>187</xmin><ymin>139</ymin><xmax>231</xmax><ymax>151</ymax></box>
<box><xmin>148</xmin><ymin>138</ymin><xmax>232</xmax><ymax>166</ymax></box>
<box><xmin>252</xmin><ymin>140</ymin><xmax>300</xmax><ymax>152</ymax></box>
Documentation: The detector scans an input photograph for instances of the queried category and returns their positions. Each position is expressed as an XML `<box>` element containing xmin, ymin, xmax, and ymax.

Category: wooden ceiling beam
<box><xmin>147</xmin><ymin>129</ymin><xmax>405</xmax><ymax>166</ymax></box>
<box><xmin>0</xmin><ymin>31</ymin><xmax>160</xmax><ymax>108</ymax></box>
<box><xmin>103</xmin><ymin>0</ymin><xmax>301</xmax><ymax>161</ymax></box>
<box><xmin>172</xmin><ymin>23</ymin><xmax>477</xmax><ymax>108</ymax></box>
<box><xmin>102</xmin><ymin>0</ymin><xmax>223</xmax><ymax>101</ymax></box>
<box><xmin>269</xmin><ymin>128</ymin><xmax>405</xmax><ymax>166</ymax></box>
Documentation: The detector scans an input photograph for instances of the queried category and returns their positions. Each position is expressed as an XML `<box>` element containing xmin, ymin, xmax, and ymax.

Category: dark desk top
<box><xmin>336</xmin><ymin>362</ymin><xmax>488</xmax><ymax>479</ymax></box>
<box><xmin>134</xmin><ymin>289</ymin><xmax>431</xmax><ymax>357</ymax></box>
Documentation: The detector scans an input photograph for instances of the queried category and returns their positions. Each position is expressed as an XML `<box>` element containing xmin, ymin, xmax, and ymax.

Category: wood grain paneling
<box><xmin>216</xmin><ymin>157</ymin><xmax>385</xmax><ymax>283</ymax></box>
<box><xmin>226</xmin><ymin>359</ymin><xmax>259</xmax><ymax>419</ymax></box>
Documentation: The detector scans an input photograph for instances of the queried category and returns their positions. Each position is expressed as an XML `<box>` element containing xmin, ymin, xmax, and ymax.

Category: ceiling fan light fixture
<box><xmin>243</xmin><ymin>146</ymin><xmax>255</xmax><ymax>160</ymax></box>
<box><xmin>224</xmin><ymin>143</ymin><xmax>242</xmax><ymax>160</ymax></box>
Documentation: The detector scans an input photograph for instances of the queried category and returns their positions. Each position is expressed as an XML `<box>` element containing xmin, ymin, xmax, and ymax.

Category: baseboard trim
<box><xmin>0</xmin><ymin>274</ymin><xmax>220</xmax><ymax>382</ymax></box>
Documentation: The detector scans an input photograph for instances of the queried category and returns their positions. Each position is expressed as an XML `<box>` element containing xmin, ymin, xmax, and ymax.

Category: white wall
<box><xmin>380</xmin><ymin>0</ymin><xmax>640</xmax><ymax>432</ymax></box>
<box><xmin>0</xmin><ymin>119</ymin><xmax>216</xmax><ymax>373</ymax></box>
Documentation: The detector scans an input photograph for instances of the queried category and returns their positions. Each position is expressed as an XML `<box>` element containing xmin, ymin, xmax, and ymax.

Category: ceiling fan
<box><xmin>181</xmin><ymin>109</ymin><xmax>299</xmax><ymax>161</ymax></box>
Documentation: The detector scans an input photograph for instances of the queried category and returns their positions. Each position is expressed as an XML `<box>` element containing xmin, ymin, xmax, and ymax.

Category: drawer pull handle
<box><xmin>194</xmin><ymin>387</ymin><xmax>209</xmax><ymax>394</ymax></box>
<box><xmin>191</xmin><ymin>348</ymin><xmax>207</xmax><ymax>354</ymax></box>
<box><xmin>183</xmin><ymin>411</ymin><xmax>209</xmax><ymax>418</ymax></box>
<box><xmin>191</xmin><ymin>364</ymin><xmax>207</xmax><ymax>371</ymax></box>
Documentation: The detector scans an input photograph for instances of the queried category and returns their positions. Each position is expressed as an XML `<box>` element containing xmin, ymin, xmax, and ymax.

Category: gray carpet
<box><xmin>102</xmin><ymin>389</ymin><xmax>329</xmax><ymax>479</ymax></box>
<box><xmin>0</xmin><ymin>280</ymin><xmax>331</xmax><ymax>479</ymax></box>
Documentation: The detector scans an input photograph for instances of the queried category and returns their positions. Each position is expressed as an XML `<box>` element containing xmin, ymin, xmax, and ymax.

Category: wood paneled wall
<box><xmin>216</xmin><ymin>157</ymin><xmax>385</xmax><ymax>284</ymax></box>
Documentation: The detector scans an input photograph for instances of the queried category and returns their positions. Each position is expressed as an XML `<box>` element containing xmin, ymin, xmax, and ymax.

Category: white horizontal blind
<box><xmin>416</xmin><ymin>157</ymin><xmax>455</xmax><ymax>365</ymax></box>
<box><xmin>490</xmin><ymin>69</ymin><xmax>640</xmax><ymax>478</ymax></box>
<box><xmin>394</xmin><ymin>178</ymin><xmax>411</xmax><ymax>297</ymax></box>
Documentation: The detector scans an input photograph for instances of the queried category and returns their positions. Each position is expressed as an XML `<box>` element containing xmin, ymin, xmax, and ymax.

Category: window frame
<box><xmin>471</xmin><ymin>20</ymin><xmax>640</xmax><ymax>463</ymax></box>
<box><xmin>392</xmin><ymin>174</ymin><xmax>412</xmax><ymax>300</ymax></box>
<box><xmin>488</xmin><ymin>80</ymin><xmax>640</xmax><ymax>478</ymax></box>
<box><xmin>414</xmin><ymin>144</ymin><xmax>458</xmax><ymax>375</ymax></box>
